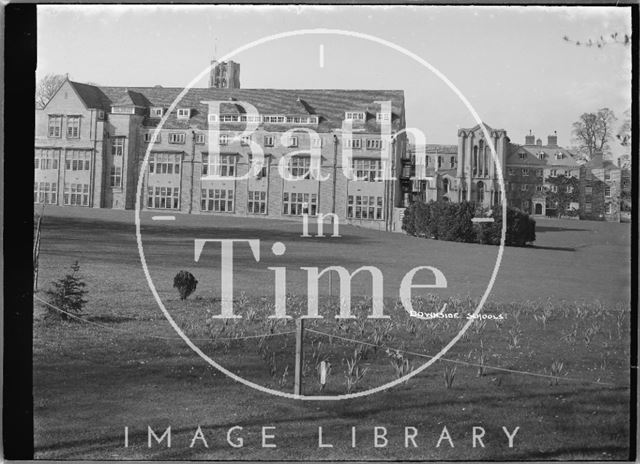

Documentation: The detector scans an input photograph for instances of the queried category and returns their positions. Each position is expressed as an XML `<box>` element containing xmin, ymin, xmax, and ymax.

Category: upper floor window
<box><xmin>566</xmin><ymin>185</ymin><xmax>574</xmax><ymax>194</ymax></box>
<box><xmin>220</xmin><ymin>114</ymin><xmax>239</xmax><ymax>122</ymax></box>
<box><xmin>450</xmin><ymin>156</ymin><xmax>456</xmax><ymax>168</ymax></box>
<box><xmin>240</xmin><ymin>135</ymin><xmax>251</xmax><ymax>146</ymax></box>
<box><xmin>604</xmin><ymin>171</ymin><xmax>611</xmax><ymax>180</ymax></box>
<box><xmin>264</xmin><ymin>135</ymin><xmax>275</xmax><ymax>147</ymax></box>
<box><xmin>535</xmin><ymin>169</ymin><xmax>543</xmax><ymax>177</ymax></box>
<box><xmin>345</xmin><ymin>112</ymin><xmax>365</xmax><ymax>121</ymax></box>
<box><xmin>519</xmin><ymin>152</ymin><xmax>526</xmax><ymax>159</ymax></box>
<box><xmin>289</xmin><ymin>156</ymin><xmax>311</xmax><ymax>179</ymax></box>
<box><xmin>248</xmin><ymin>154</ymin><xmax>268</xmax><ymax>178</ymax></box>
<box><xmin>352</xmin><ymin>159</ymin><xmax>382</xmax><ymax>182</ymax></box>
<box><xmin>346</xmin><ymin>138</ymin><xmax>362</xmax><ymax>149</ymax></box>
<box><xmin>550</xmin><ymin>185</ymin><xmax>558</xmax><ymax>193</ymax></box>
<box><xmin>150</xmin><ymin>107</ymin><xmax>165</xmax><ymax>118</ymax></box>
<box><xmin>195</xmin><ymin>133</ymin><xmax>206</xmax><ymax>145</ymax></box>
<box><xmin>536</xmin><ymin>185</ymin><xmax>543</xmax><ymax>192</ymax></box>
<box><xmin>177</xmin><ymin>108</ymin><xmax>191</xmax><ymax>119</ymax></box>
<box><xmin>65</xmin><ymin>150</ymin><xmax>91</xmax><ymax>171</ymax></box>
<box><xmin>168</xmin><ymin>132</ymin><xmax>186</xmax><ymax>144</ymax></box>
<box><xmin>112</xmin><ymin>137</ymin><xmax>125</xmax><ymax>157</ymax></box>
<box><xmin>48</xmin><ymin>115</ymin><xmax>62</xmax><ymax>138</ymax></box>
<box><xmin>564</xmin><ymin>170</ymin><xmax>571</xmax><ymax>177</ymax></box>
<box><xmin>112</xmin><ymin>106</ymin><xmax>135</xmax><ymax>114</ymax></box>
<box><xmin>366</xmin><ymin>139</ymin><xmax>382</xmax><ymax>150</ymax></box>
<box><xmin>555</xmin><ymin>153</ymin><xmax>564</xmax><ymax>160</ymax></box>
<box><xmin>97</xmin><ymin>110</ymin><xmax>105</xmax><ymax>120</ymax></box>
<box><xmin>604</xmin><ymin>186</ymin><xmax>611</xmax><ymax>197</ymax></box>
<box><xmin>438</xmin><ymin>156</ymin><xmax>443</xmax><ymax>169</ymax></box>
<box><xmin>149</xmin><ymin>152</ymin><xmax>181</xmax><ymax>175</ymax></box>
<box><xmin>286</xmin><ymin>136</ymin><xmax>298</xmax><ymax>148</ymax></box>
<box><xmin>311</xmin><ymin>137</ymin><xmax>322</xmax><ymax>148</ymax></box>
<box><xmin>507</xmin><ymin>168</ymin><xmax>515</xmax><ymax>175</ymax></box>
<box><xmin>521</xmin><ymin>184</ymin><xmax>528</xmax><ymax>191</ymax></box>
<box><xmin>549</xmin><ymin>169</ymin><xmax>557</xmax><ymax>177</ymax></box>
<box><xmin>143</xmin><ymin>133</ymin><xmax>161</xmax><ymax>143</ymax></box>
<box><xmin>35</xmin><ymin>148</ymin><xmax>60</xmax><ymax>170</ymax></box>
<box><xmin>219</xmin><ymin>134</ymin><xmax>230</xmax><ymax>146</ymax></box>
<box><xmin>202</xmin><ymin>153</ymin><xmax>235</xmax><ymax>177</ymax></box>
<box><xmin>376</xmin><ymin>112</ymin><xmax>391</xmax><ymax>122</ymax></box>
<box><xmin>66</xmin><ymin>116</ymin><xmax>81</xmax><ymax>138</ymax></box>
<box><xmin>522</xmin><ymin>168</ymin><xmax>529</xmax><ymax>176</ymax></box>
<box><xmin>208</xmin><ymin>114</ymin><xmax>218</xmax><ymax>123</ymax></box>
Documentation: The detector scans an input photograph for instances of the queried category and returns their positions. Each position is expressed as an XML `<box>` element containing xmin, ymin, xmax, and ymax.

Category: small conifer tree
<box><xmin>45</xmin><ymin>261</ymin><xmax>88</xmax><ymax>320</ymax></box>
<box><xmin>173</xmin><ymin>271</ymin><xmax>198</xmax><ymax>300</ymax></box>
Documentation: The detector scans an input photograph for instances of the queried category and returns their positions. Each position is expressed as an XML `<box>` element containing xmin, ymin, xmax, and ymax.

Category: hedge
<box><xmin>402</xmin><ymin>200</ymin><xmax>536</xmax><ymax>247</ymax></box>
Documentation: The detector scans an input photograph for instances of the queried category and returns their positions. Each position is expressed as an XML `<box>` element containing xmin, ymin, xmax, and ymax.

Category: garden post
<box><xmin>294</xmin><ymin>318</ymin><xmax>304</xmax><ymax>395</ymax></box>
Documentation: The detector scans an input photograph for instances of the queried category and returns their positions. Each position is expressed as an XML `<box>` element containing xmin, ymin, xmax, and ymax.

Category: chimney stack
<box><xmin>547</xmin><ymin>131</ymin><xmax>558</xmax><ymax>147</ymax></box>
<box><xmin>525</xmin><ymin>130</ymin><xmax>535</xmax><ymax>145</ymax></box>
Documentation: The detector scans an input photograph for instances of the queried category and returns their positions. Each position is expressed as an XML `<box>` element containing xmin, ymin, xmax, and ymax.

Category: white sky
<box><xmin>38</xmin><ymin>5</ymin><xmax>631</xmax><ymax>148</ymax></box>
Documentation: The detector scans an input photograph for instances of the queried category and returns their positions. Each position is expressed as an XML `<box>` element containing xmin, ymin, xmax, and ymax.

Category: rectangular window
<box><xmin>286</xmin><ymin>136</ymin><xmax>298</xmax><ymax>148</ymax></box>
<box><xmin>219</xmin><ymin>134</ymin><xmax>230</xmax><ymax>145</ymax></box>
<box><xmin>240</xmin><ymin>135</ymin><xmax>251</xmax><ymax>146</ymax></box>
<box><xmin>177</xmin><ymin>108</ymin><xmax>191</xmax><ymax>119</ymax></box>
<box><xmin>34</xmin><ymin>181</ymin><xmax>58</xmax><ymax>205</ymax></box>
<box><xmin>248</xmin><ymin>154</ymin><xmax>268</xmax><ymax>178</ymax></box>
<box><xmin>352</xmin><ymin>159</ymin><xmax>383</xmax><ymax>182</ymax></box>
<box><xmin>604</xmin><ymin>186</ymin><xmax>611</xmax><ymax>197</ymax></box>
<box><xmin>150</xmin><ymin>107</ymin><xmax>164</xmax><ymax>118</ymax></box>
<box><xmin>346</xmin><ymin>138</ymin><xmax>362</xmax><ymax>149</ymax></box>
<box><xmin>149</xmin><ymin>153</ymin><xmax>181</xmax><ymax>175</ymax></box>
<box><xmin>522</xmin><ymin>168</ymin><xmax>529</xmax><ymax>176</ymax></box>
<box><xmin>450</xmin><ymin>156</ymin><xmax>456</xmax><ymax>168</ymax></box>
<box><xmin>347</xmin><ymin>195</ymin><xmax>383</xmax><ymax>220</ymax></box>
<box><xmin>550</xmin><ymin>185</ymin><xmax>558</xmax><ymax>193</ymax></box>
<box><xmin>345</xmin><ymin>112</ymin><xmax>365</xmax><ymax>121</ymax></box>
<box><xmin>550</xmin><ymin>169</ymin><xmax>557</xmax><ymax>177</ymax></box>
<box><xmin>283</xmin><ymin>192</ymin><xmax>317</xmax><ymax>216</ymax></box>
<box><xmin>311</xmin><ymin>137</ymin><xmax>322</xmax><ymax>148</ymax></box>
<box><xmin>63</xmin><ymin>183</ymin><xmax>90</xmax><ymax>206</ymax></box>
<box><xmin>605</xmin><ymin>203</ymin><xmax>612</xmax><ymax>214</ymax></box>
<box><xmin>521</xmin><ymin>184</ymin><xmax>528</xmax><ymax>191</ymax></box>
<box><xmin>604</xmin><ymin>171</ymin><xmax>611</xmax><ymax>180</ymax></box>
<box><xmin>585</xmin><ymin>202</ymin><xmax>592</xmax><ymax>213</ymax></box>
<box><xmin>507</xmin><ymin>168</ymin><xmax>515</xmax><ymax>176</ymax></box>
<box><xmin>566</xmin><ymin>185</ymin><xmax>574</xmax><ymax>193</ymax></box>
<box><xmin>535</xmin><ymin>169</ymin><xmax>543</xmax><ymax>177</ymax></box>
<box><xmin>208</xmin><ymin>114</ymin><xmax>218</xmax><ymax>123</ymax></box>
<box><xmin>519</xmin><ymin>153</ymin><xmax>526</xmax><ymax>159</ymax></box>
<box><xmin>65</xmin><ymin>150</ymin><xmax>91</xmax><ymax>171</ymax></box>
<box><xmin>202</xmin><ymin>154</ymin><xmax>235</xmax><ymax>177</ymax></box>
<box><xmin>535</xmin><ymin>185</ymin><xmax>543</xmax><ymax>192</ymax></box>
<box><xmin>168</xmin><ymin>132</ymin><xmax>186</xmax><ymax>144</ymax></box>
<box><xmin>110</xmin><ymin>166</ymin><xmax>122</xmax><ymax>187</ymax></box>
<box><xmin>143</xmin><ymin>133</ymin><xmax>161</xmax><ymax>143</ymax></box>
<box><xmin>247</xmin><ymin>190</ymin><xmax>267</xmax><ymax>214</ymax></box>
<box><xmin>35</xmin><ymin>148</ymin><xmax>61</xmax><ymax>170</ymax></box>
<box><xmin>195</xmin><ymin>133</ymin><xmax>205</xmax><ymax>144</ymax></box>
<box><xmin>147</xmin><ymin>186</ymin><xmax>180</xmax><ymax>209</ymax></box>
<box><xmin>366</xmin><ymin>139</ymin><xmax>382</xmax><ymax>150</ymax></box>
<box><xmin>201</xmin><ymin>189</ymin><xmax>234</xmax><ymax>212</ymax></box>
<box><xmin>48</xmin><ymin>115</ymin><xmax>62</xmax><ymax>138</ymax></box>
<box><xmin>289</xmin><ymin>156</ymin><xmax>311</xmax><ymax>179</ymax></box>
<box><xmin>112</xmin><ymin>137</ymin><xmax>125</xmax><ymax>157</ymax></box>
<box><xmin>264</xmin><ymin>135</ymin><xmax>275</xmax><ymax>147</ymax></box>
<box><xmin>376</xmin><ymin>112</ymin><xmax>391</xmax><ymax>122</ymax></box>
<box><xmin>66</xmin><ymin>116</ymin><xmax>81</xmax><ymax>138</ymax></box>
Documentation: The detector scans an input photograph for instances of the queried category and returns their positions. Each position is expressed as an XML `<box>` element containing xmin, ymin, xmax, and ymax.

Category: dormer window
<box><xmin>150</xmin><ymin>107</ymin><xmax>165</xmax><ymax>118</ymax></box>
<box><xmin>112</xmin><ymin>106</ymin><xmax>135</xmax><ymax>114</ymax></box>
<box><xmin>555</xmin><ymin>153</ymin><xmax>564</xmax><ymax>160</ymax></box>
<box><xmin>519</xmin><ymin>152</ymin><xmax>526</xmax><ymax>159</ymax></box>
<box><xmin>376</xmin><ymin>112</ymin><xmax>391</xmax><ymax>122</ymax></box>
<box><xmin>177</xmin><ymin>108</ymin><xmax>191</xmax><ymax>120</ymax></box>
<box><xmin>345</xmin><ymin>112</ymin><xmax>365</xmax><ymax>121</ymax></box>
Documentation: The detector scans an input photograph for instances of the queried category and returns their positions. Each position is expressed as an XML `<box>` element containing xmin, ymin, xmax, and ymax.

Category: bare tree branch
<box><xmin>36</xmin><ymin>74</ymin><xmax>67</xmax><ymax>109</ymax></box>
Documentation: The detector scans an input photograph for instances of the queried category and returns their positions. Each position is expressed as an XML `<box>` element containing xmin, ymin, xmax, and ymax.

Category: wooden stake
<box><xmin>294</xmin><ymin>318</ymin><xmax>304</xmax><ymax>396</ymax></box>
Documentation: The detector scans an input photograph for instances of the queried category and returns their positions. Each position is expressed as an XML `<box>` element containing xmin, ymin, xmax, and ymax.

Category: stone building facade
<box><xmin>34</xmin><ymin>79</ymin><xmax>407</xmax><ymax>230</ymax></box>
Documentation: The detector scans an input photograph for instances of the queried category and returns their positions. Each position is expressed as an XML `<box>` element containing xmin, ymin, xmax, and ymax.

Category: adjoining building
<box><xmin>405</xmin><ymin>125</ymin><xmax>628</xmax><ymax>222</ymax></box>
<box><xmin>34</xmin><ymin>75</ymin><xmax>408</xmax><ymax>230</ymax></box>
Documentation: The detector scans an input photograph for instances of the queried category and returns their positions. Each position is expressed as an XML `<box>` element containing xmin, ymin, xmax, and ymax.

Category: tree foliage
<box><xmin>45</xmin><ymin>261</ymin><xmax>88</xmax><ymax>320</ymax></box>
<box><xmin>36</xmin><ymin>73</ymin><xmax>66</xmax><ymax>109</ymax></box>
<box><xmin>572</xmin><ymin>108</ymin><xmax>617</xmax><ymax>158</ymax></box>
<box><xmin>544</xmin><ymin>175</ymin><xmax>581</xmax><ymax>217</ymax></box>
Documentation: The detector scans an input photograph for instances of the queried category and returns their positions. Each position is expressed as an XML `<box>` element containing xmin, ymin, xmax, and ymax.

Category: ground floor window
<box><xmin>247</xmin><ymin>190</ymin><xmax>267</xmax><ymax>214</ymax></box>
<box><xmin>110</xmin><ymin>166</ymin><xmax>122</xmax><ymax>187</ymax></box>
<box><xmin>34</xmin><ymin>181</ymin><xmax>58</xmax><ymax>204</ymax></box>
<box><xmin>283</xmin><ymin>192</ymin><xmax>317</xmax><ymax>215</ymax></box>
<box><xmin>148</xmin><ymin>186</ymin><xmax>179</xmax><ymax>209</ymax></box>
<box><xmin>347</xmin><ymin>195</ymin><xmax>383</xmax><ymax>220</ymax></box>
<box><xmin>201</xmin><ymin>188</ymin><xmax>234</xmax><ymax>212</ymax></box>
<box><xmin>64</xmin><ymin>183</ymin><xmax>89</xmax><ymax>206</ymax></box>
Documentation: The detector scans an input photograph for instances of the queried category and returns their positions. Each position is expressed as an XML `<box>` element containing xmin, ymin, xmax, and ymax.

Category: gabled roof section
<box><xmin>510</xmin><ymin>143</ymin><xmax>580</xmax><ymax>167</ymax></box>
<box><xmin>69</xmin><ymin>81</ymin><xmax>111</xmax><ymax>110</ymax></box>
<box><xmin>506</xmin><ymin>145</ymin><xmax>547</xmax><ymax>166</ymax></box>
<box><xmin>112</xmin><ymin>89</ymin><xmax>151</xmax><ymax>108</ymax></box>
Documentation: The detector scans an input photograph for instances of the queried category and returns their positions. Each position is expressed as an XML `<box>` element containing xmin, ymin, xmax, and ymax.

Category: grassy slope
<box><xmin>33</xmin><ymin>207</ymin><xmax>632</xmax><ymax>460</ymax></box>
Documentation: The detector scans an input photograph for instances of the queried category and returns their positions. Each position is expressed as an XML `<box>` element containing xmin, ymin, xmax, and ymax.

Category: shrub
<box><xmin>45</xmin><ymin>261</ymin><xmax>88</xmax><ymax>320</ymax></box>
<box><xmin>403</xmin><ymin>200</ymin><xmax>536</xmax><ymax>246</ymax></box>
<box><xmin>173</xmin><ymin>270</ymin><xmax>198</xmax><ymax>300</ymax></box>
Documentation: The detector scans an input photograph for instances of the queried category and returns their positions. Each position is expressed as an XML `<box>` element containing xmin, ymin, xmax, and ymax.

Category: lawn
<box><xmin>33</xmin><ymin>206</ymin><xmax>632</xmax><ymax>460</ymax></box>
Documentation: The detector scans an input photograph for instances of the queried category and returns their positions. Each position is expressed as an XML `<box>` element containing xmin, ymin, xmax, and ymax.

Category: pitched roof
<box><xmin>112</xmin><ymin>89</ymin><xmax>151</xmax><ymax>107</ymax></box>
<box><xmin>509</xmin><ymin>143</ymin><xmax>580</xmax><ymax>167</ymax></box>
<box><xmin>69</xmin><ymin>81</ymin><xmax>112</xmax><ymax>109</ymax></box>
<box><xmin>585</xmin><ymin>154</ymin><xmax>620</xmax><ymax>171</ymax></box>
<box><xmin>96</xmin><ymin>86</ymin><xmax>405</xmax><ymax>132</ymax></box>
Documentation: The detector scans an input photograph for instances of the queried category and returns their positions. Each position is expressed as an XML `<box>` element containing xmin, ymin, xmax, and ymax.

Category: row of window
<box><xmin>511</xmin><ymin>184</ymin><xmax>575</xmax><ymax>193</ymax></box>
<box><xmin>507</xmin><ymin>168</ymin><xmax>577</xmax><ymax>177</ymax></box>
<box><xmin>35</xmin><ymin>149</ymin><xmax>92</xmax><ymax>171</ymax></box>
<box><xmin>48</xmin><ymin>115</ymin><xmax>81</xmax><ymax>138</ymax></box>
<box><xmin>148</xmin><ymin>187</ymin><xmax>385</xmax><ymax>220</ymax></box>
<box><xmin>33</xmin><ymin>182</ymin><xmax>90</xmax><ymax>206</ymax></box>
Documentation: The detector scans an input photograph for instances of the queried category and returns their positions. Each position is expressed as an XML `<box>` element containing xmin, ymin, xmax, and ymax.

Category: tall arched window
<box><xmin>450</xmin><ymin>156</ymin><xmax>456</xmax><ymax>168</ymax></box>
<box><xmin>477</xmin><ymin>181</ymin><xmax>484</xmax><ymax>204</ymax></box>
<box><xmin>443</xmin><ymin>178</ymin><xmax>449</xmax><ymax>193</ymax></box>
<box><xmin>473</xmin><ymin>146</ymin><xmax>478</xmax><ymax>176</ymax></box>
<box><xmin>438</xmin><ymin>156</ymin><xmax>442</xmax><ymax>169</ymax></box>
